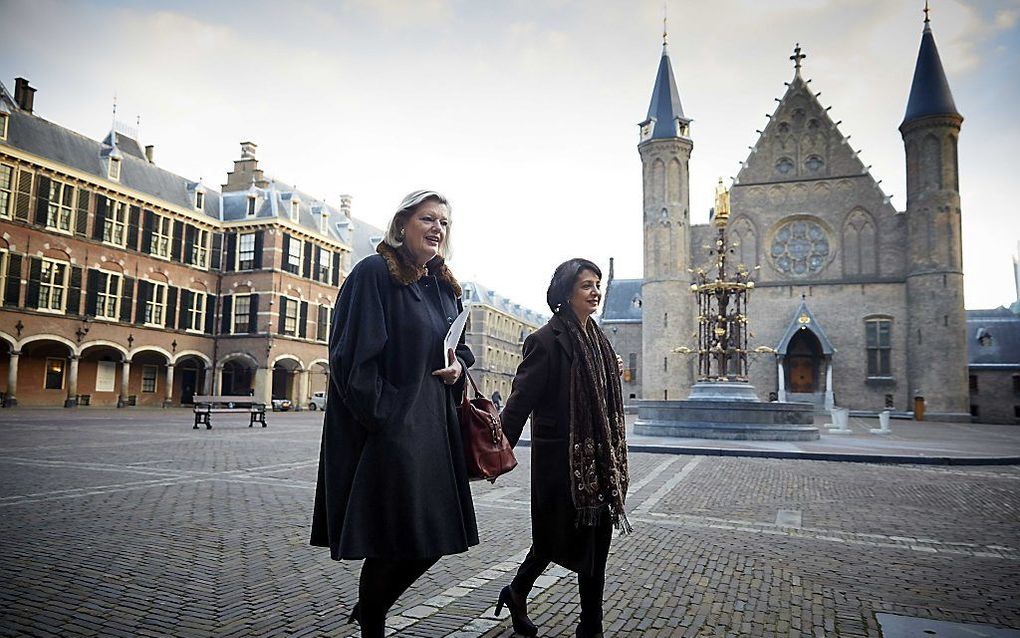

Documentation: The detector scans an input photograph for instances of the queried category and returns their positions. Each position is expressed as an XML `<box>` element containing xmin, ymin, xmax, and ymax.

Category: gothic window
<box><xmin>667</xmin><ymin>158</ymin><xmax>682</xmax><ymax>203</ymax></box>
<box><xmin>804</xmin><ymin>155</ymin><xmax>824</xmax><ymax>172</ymax></box>
<box><xmin>730</xmin><ymin>217</ymin><xmax>757</xmax><ymax>269</ymax></box>
<box><xmin>652</xmin><ymin>159</ymin><xmax>665</xmax><ymax>204</ymax></box>
<box><xmin>807</xmin><ymin>119</ymin><xmax>820</xmax><ymax>131</ymax></box>
<box><xmin>842</xmin><ymin>209</ymin><xmax>876</xmax><ymax>276</ymax></box>
<box><xmin>770</xmin><ymin>218</ymin><xmax>830</xmax><ymax>276</ymax></box>
<box><xmin>948</xmin><ymin>134</ymin><xmax>959</xmax><ymax>192</ymax></box>
<box><xmin>922</xmin><ymin>134</ymin><xmax>942</xmax><ymax>191</ymax></box>
<box><xmin>778</xmin><ymin>122</ymin><xmax>790</xmax><ymax>134</ymax></box>
<box><xmin>865</xmin><ymin>318</ymin><xmax>892</xmax><ymax>377</ymax></box>
<box><xmin>775</xmin><ymin>157</ymin><xmax>795</xmax><ymax>175</ymax></box>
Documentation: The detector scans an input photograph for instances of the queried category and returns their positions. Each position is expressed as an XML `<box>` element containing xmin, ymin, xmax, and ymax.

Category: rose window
<box><xmin>775</xmin><ymin>157</ymin><xmax>795</xmax><ymax>175</ymax></box>
<box><xmin>770</xmin><ymin>219</ymin><xmax>830</xmax><ymax>275</ymax></box>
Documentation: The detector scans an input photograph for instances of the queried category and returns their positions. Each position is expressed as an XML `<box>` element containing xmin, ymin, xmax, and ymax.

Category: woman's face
<box><xmin>400</xmin><ymin>199</ymin><xmax>449</xmax><ymax>266</ymax></box>
<box><xmin>568</xmin><ymin>269</ymin><xmax>601</xmax><ymax>319</ymax></box>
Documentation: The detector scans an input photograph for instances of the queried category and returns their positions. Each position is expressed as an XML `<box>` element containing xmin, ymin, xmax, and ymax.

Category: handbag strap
<box><xmin>462</xmin><ymin>369</ymin><xmax>483</xmax><ymax>399</ymax></box>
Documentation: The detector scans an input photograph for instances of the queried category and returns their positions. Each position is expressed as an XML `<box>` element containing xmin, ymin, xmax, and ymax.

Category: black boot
<box><xmin>496</xmin><ymin>585</ymin><xmax>538</xmax><ymax>637</ymax></box>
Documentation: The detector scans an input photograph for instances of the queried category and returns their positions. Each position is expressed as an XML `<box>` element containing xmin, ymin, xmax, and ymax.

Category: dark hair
<box><xmin>546</xmin><ymin>258</ymin><xmax>603</xmax><ymax>314</ymax></box>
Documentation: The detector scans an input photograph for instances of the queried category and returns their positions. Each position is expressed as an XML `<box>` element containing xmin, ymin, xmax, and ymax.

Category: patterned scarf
<box><xmin>558</xmin><ymin>311</ymin><xmax>632</xmax><ymax>533</ymax></box>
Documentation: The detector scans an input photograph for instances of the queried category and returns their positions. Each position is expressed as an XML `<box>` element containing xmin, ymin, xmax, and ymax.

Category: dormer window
<box><xmin>108</xmin><ymin>157</ymin><xmax>121</xmax><ymax>181</ymax></box>
<box><xmin>0</xmin><ymin>113</ymin><xmax>8</xmax><ymax>140</ymax></box>
<box><xmin>246</xmin><ymin>195</ymin><xmax>257</xmax><ymax>216</ymax></box>
<box><xmin>194</xmin><ymin>190</ymin><xmax>205</xmax><ymax>210</ymax></box>
<box><xmin>977</xmin><ymin>328</ymin><xmax>993</xmax><ymax>347</ymax></box>
<box><xmin>290</xmin><ymin>199</ymin><xmax>299</xmax><ymax>221</ymax></box>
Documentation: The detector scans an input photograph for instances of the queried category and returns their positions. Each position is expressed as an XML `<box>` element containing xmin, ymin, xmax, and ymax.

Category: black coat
<box><xmin>501</xmin><ymin>315</ymin><xmax>613</xmax><ymax>576</ymax></box>
<box><xmin>310</xmin><ymin>250</ymin><xmax>478</xmax><ymax>560</ymax></box>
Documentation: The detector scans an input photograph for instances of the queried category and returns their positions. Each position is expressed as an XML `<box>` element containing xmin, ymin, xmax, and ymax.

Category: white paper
<box><xmin>443</xmin><ymin>308</ymin><xmax>470</xmax><ymax>366</ymax></box>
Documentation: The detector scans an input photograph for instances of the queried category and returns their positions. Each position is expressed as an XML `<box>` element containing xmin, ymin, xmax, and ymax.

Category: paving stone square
<box><xmin>1</xmin><ymin>409</ymin><xmax>1018</xmax><ymax>637</ymax></box>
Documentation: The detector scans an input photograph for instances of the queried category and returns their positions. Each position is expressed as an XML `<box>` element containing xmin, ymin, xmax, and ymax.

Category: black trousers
<box><xmin>510</xmin><ymin>522</ymin><xmax>613</xmax><ymax>633</ymax></box>
<box><xmin>358</xmin><ymin>556</ymin><xmax>438</xmax><ymax>637</ymax></box>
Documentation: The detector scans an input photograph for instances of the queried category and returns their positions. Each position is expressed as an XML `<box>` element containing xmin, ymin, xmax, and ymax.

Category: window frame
<box><xmin>237</xmin><ymin>232</ymin><xmax>256</xmax><ymax>270</ymax></box>
<box><xmin>37</xmin><ymin>257</ymin><xmax>69</xmax><ymax>314</ymax></box>
<box><xmin>286</xmin><ymin>238</ymin><xmax>302</xmax><ymax>273</ymax></box>
<box><xmin>95</xmin><ymin>269</ymin><xmax>122</xmax><ymax>321</ymax></box>
<box><xmin>108</xmin><ymin>157</ymin><xmax>121</xmax><ymax>181</ymax></box>
<box><xmin>194</xmin><ymin>190</ymin><xmax>204</xmax><ymax>211</ymax></box>
<box><xmin>143</xmin><ymin>280</ymin><xmax>167</xmax><ymax>327</ymax></box>
<box><xmin>232</xmin><ymin>294</ymin><xmax>251</xmax><ymax>335</ymax></box>
<box><xmin>246</xmin><ymin>195</ymin><xmax>257</xmax><ymax>217</ymax></box>
<box><xmin>44</xmin><ymin>357</ymin><xmax>65</xmax><ymax>390</ymax></box>
<box><xmin>103</xmin><ymin>200</ymin><xmax>128</xmax><ymax>247</ymax></box>
<box><xmin>45</xmin><ymin>179</ymin><xmax>75</xmax><ymax>234</ymax></box>
<box><xmin>280</xmin><ymin>295</ymin><xmax>299</xmax><ymax>336</ymax></box>
<box><xmin>141</xmin><ymin>364</ymin><xmax>158</xmax><ymax>393</ymax></box>
<box><xmin>318</xmin><ymin>246</ymin><xmax>331</xmax><ymax>282</ymax></box>
<box><xmin>0</xmin><ymin>112</ymin><xmax>8</xmax><ymax>141</ymax></box>
<box><xmin>865</xmin><ymin>317</ymin><xmax>893</xmax><ymax>378</ymax></box>
<box><xmin>190</xmin><ymin>228</ymin><xmax>209</xmax><ymax>269</ymax></box>
<box><xmin>184</xmin><ymin>289</ymin><xmax>206</xmax><ymax>334</ymax></box>
<box><xmin>0</xmin><ymin>163</ymin><xmax>14</xmax><ymax>218</ymax></box>
<box><xmin>150</xmin><ymin>214</ymin><xmax>172</xmax><ymax>259</ymax></box>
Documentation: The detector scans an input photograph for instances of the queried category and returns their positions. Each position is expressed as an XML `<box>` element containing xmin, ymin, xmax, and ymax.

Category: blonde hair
<box><xmin>383</xmin><ymin>190</ymin><xmax>453</xmax><ymax>260</ymax></box>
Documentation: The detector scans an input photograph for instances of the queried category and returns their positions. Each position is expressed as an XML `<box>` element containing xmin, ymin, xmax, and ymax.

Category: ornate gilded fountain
<box><xmin>633</xmin><ymin>180</ymin><xmax>819</xmax><ymax>440</ymax></box>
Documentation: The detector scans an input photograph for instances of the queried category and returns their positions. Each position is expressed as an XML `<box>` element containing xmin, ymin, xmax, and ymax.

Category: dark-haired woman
<box><xmin>310</xmin><ymin>190</ymin><xmax>478</xmax><ymax>638</ymax></box>
<box><xmin>497</xmin><ymin>258</ymin><xmax>630</xmax><ymax>638</ymax></box>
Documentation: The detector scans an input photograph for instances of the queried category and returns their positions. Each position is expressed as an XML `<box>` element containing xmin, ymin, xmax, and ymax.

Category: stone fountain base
<box><xmin>634</xmin><ymin>382</ymin><xmax>819</xmax><ymax>441</ymax></box>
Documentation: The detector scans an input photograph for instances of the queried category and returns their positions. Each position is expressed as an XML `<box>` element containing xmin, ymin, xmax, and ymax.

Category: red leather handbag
<box><xmin>458</xmin><ymin>371</ymin><xmax>517</xmax><ymax>483</ymax></box>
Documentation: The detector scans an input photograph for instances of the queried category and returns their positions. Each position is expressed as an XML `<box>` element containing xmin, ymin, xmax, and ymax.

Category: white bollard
<box><xmin>825</xmin><ymin>407</ymin><xmax>852</xmax><ymax>434</ymax></box>
<box><xmin>870</xmin><ymin>410</ymin><xmax>892</xmax><ymax>435</ymax></box>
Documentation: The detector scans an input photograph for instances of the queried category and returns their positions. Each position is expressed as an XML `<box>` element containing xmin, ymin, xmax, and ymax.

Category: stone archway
<box><xmin>221</xmin><ymin>358</ymin><xmax>256</xmax><ymax>396</ymax></box>
<box><xmin>786</xmin><ymin>329</ymin><xmax>823</xmax><ymax>396</ymax></box>
<box><xmin>272</xmin><ymin>357</ymin><xmax>303</xmax><ymax>407</ymax></box>
<box><xmin>174</xmin><ymin>355</ymin><xmax>207</xmax><ymax>405</ymax></box>
<box><xmin>130</xmin><ymin>348</ymin><xmax>172</xmax><ymax>408</ymax></box>
<box><xmin>13</xmin><ymin>336</ymin><xmax>76</xmax><ymax>407</ymax></box>
<box><xmin>79</xmin><ymin>342</ymin><xmax>129</xmax><ymax>407</ymax></box>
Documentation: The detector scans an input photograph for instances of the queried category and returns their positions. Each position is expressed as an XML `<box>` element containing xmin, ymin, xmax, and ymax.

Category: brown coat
<box><xmin>501</xmin><ymin>314</ymin><xmax>613</xmax><ymax>576</ymax></box>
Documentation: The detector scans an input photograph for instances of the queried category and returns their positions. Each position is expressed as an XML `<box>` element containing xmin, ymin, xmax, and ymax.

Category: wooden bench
<box><xmin>192</xmin><ymin>395</ymin><xmax>267</xmax><ymax>429</ymax></box>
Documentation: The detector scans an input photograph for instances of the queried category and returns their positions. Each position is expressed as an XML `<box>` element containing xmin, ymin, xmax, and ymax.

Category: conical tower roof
<box><xmin>642</xmin><ymin>40</ymin><xmax>689</xmax><ymax>140</ymax></box>
<box><xmin>902</xmin><ymin>6</ymin><xmax>961</xmax><ymax>126</ymax></box>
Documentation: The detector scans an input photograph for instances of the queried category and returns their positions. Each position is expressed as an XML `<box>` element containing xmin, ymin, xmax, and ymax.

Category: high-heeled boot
<box><xmin>496</xmin><ymin>585</ymin><xmax>538</xmax><ymax>637</ymax></box>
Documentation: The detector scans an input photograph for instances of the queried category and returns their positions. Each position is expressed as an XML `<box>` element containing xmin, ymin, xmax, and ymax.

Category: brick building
<box><xmin>604</xmin><ymin>15</ymin><xmax>972</xmax><ymax>420</ymax></box>
<box><xmin>460</xmin><ymin>282</ymin><xmax>545</xmax><ymax>403</ymax></box>
<box><xmin>0</xmin><ymin>77</ymin><xmax>363</xmax><ymax>409</ymax></box>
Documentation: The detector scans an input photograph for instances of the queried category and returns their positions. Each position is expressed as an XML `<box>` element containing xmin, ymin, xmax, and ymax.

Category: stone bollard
<box><xmin>870</xmin><ymin>410</ymin><xmax>892</xmax><ymax>435</ymax></box>
<box><xmin>825</xmin><ymin>407</ymin><xmax>852</xmax><ymax>434</ymax></box>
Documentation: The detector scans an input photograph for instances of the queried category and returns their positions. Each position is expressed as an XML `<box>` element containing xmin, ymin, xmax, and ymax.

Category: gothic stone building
<box><xmin>0</xmin><ymin>77</ymin><xmax>367</xmax><ymax>409</ymax></box>
<box><xmin>603</xmin><ymin>15</ymin><xmax>970</xmax><ymax>421</ymax></box>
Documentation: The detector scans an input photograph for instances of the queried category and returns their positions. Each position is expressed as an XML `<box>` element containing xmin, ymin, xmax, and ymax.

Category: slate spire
<box><xmin>902</xmin><ymin>3</ymin><xmax>961</xmax><ymax>126</ymax></box>
<box><xmin>642</xmin><ymin>29</ymin><xmax>690</xmax><ymax>140</ymax></box>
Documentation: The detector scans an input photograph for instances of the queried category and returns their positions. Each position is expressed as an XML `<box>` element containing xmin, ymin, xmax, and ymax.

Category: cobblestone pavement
<box><xmin>1</xmin><ymin>409</ymin><xmax>1018</xmax><ymax>637</ymax></box>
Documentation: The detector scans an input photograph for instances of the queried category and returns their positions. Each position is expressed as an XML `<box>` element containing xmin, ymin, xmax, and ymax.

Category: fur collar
<box><xmin>377</xmin><ymin>242</ymin><xmax>462</xmax><ymax>297</ymax></box>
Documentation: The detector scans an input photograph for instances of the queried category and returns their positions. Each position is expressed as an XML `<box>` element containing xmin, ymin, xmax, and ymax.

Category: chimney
<box><xmin>608</xmin><ymin>257</ymin><xmax>615</xmax><ymax>285</ymax></box>
<box><xmin>240</xmin><ymin>141</ymin><xmax>257</xmax><ymax>159</ymax></box>
<box><xmin>144</xmin><ymin>145</ymin><xmax>154</xmax><ymax>163</ymax></box>
<box><xmin>14</xmin><ymin>77</ymin><xmax>35</xmax><ymax>113</ymax></box>
<box><xmin>339</xmin><ymin>194</ymin><xmax>353</xmax><ymax>218</ymax></box>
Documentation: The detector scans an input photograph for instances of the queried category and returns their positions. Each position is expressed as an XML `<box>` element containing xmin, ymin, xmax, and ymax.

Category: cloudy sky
<box><xmin>1</xmin><ymin>0</ymin><xmax>1017</xmax><ymax>315</ymax></box>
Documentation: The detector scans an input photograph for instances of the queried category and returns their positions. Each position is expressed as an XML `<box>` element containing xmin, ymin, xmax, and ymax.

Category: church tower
<box><xmin>639</xmin><ymin>33</ymin><xmax>694</xmax><ymax>400</ymax></box>
<box><xmin>901</xmin><ymin>6</ymin><xmax>969</xmax><ymax>420</ymax></box>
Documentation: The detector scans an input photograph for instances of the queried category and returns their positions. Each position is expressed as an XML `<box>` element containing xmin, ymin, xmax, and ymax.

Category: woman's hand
<box><xmin>616</xmin><ymin>354</ymin><xmax>624</xmax><ymax>377</ymax></box>
<box><xmin>432</xmin><ymin>348</ymin><xmax>463</xmax><ymax>386</ymax></box>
